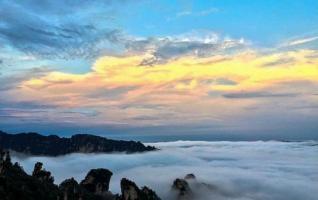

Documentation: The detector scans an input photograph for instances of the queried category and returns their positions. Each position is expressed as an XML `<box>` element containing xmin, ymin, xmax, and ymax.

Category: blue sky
<box><xmin>0</xmin><ymin>0</ymin><xmax>318</xmax><ymax>140</ymax></box>
<box><xmin>117</xmin><ymin>0</ymin><xmax>318</xmax><ymax>44</ymax></box>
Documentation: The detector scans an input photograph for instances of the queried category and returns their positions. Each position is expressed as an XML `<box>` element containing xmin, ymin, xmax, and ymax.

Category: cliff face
<box><xmin>0</xmin><ymin>149</ymin><xmax>161</xmax><ymax>200</ymax></box>
<box><xmin>0</xmin><ymin>131</ymin><xmax>156</xmax><ymax>156</ymax></box>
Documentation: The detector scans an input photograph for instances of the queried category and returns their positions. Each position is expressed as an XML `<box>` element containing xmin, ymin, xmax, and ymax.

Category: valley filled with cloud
<box><xmin>12</xmin><ymin>141</ymin><xmax>318</xmax><ymax>200</ymax></box>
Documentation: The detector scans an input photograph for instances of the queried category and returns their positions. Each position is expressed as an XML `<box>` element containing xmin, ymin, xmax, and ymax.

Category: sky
<box><xmin>0</xmin><ymin>0</ymin><xmax>318</xmax><ymax>140</ymax></box>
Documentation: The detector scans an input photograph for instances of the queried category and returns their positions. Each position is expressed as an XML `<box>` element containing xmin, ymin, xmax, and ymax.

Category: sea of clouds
<box><xmin>12</xmin><ymin>141</ymin><xmax>318</xmax><ymax>200</ymax></box>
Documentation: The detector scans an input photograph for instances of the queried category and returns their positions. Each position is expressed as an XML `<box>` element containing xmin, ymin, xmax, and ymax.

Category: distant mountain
<box><xmin>0</xmin><ymin>131</ymin><xmax>156</xmax><ymax>156</ymax></box>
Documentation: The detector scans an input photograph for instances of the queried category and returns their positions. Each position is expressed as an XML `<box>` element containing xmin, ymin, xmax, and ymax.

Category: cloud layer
<box><xmin>1</xmin><ymin>49</ymin><xmax>316</xmax><ymax>132</ymax></box>
<box><xmin>12</xmin><ymin>141</ymin><xmax>318</xmax><ymax>200</ymax></box>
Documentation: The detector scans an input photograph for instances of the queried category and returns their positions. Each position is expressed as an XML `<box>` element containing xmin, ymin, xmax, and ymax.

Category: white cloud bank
<box><xmin>12</xmin><ymin>141</ymin><xmax>318</xmax><ymax>200</ymax></box>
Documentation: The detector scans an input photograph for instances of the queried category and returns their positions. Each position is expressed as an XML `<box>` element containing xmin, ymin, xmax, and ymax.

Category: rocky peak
<box><xmin>0</xmin><ymin>150</ymin><xmax>11</xmax><ymax>164</ymax></box>
<box><xmin>172</xmin><ymin>178</ymin><xmax>191</xmax><ymax>196</ymax></box>
<box><xmin>120</xmin><ymin>178</ymin><xmax>139</xmax><ymax>200</ymax></box>
<box><xmin>59</xmin><ymin>178</ymin><xmax>82</xmax><ymax>200</ymax></box>
<box><xmin>141</xmin><ymin>186</ymin><xmax>161</xmax><ymax>200</ymax></box>
<box><xmin>184</xmin><ymin>174</ymin><xmax>196</xmax><ymax>180</ymax></box>
<box><xmin>120</xmin><ymin>178</ymin><xmax>161</xmax><ymax>200</ymax></box>
<box><xmin>80</xmin><ymin>168</ymin><xmax>113</xmax><ymax>194</ymax></box>
<box><xmin>32</xmin><ymin>162</ymin><xmax>54</xmax><ymax>183</ymax></box>
<box><xmin>171</xmin><ymin>174</ymin><xmax>221</xmax><ymax>200</ymax></box>
<box><xmin>0</xmin><ymin>150</ymin><xmax>11</xmax><ymax>171</ymax></box>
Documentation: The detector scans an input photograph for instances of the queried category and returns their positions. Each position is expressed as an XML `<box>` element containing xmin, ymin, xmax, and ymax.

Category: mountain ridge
<box><xmin>0</xmin><ymin>131</ymin><xmax>156</xmax><ymax>156</ymax></box>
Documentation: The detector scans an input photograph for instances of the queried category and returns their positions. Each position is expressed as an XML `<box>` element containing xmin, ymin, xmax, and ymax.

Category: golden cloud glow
<box><xmin>15</xmin><ymin>49</ymin><xmax>318</xmax><ymax>125</ymax></box>
<box><xmin>23</xmin><ymin>50</ymin><xmax>318</xmax><ymax>91</ymax></box>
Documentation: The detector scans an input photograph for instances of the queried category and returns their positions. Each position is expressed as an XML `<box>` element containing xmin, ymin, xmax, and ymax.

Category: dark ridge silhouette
<box><xmin>0</xmin><ymin>148</ymin><xmax>161</xmax><ymax>200</ymax></box>
<box><xmin>0</xmin><ymin>131</ymin><xmax>156</xmax><ymax>156</ymax></box>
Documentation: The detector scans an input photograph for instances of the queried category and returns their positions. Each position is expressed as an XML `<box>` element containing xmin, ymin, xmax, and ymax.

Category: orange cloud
<box><xmin>13</xmin><ymin>49</ymin><xmax>318</xmax><ymax>125</ymax></box>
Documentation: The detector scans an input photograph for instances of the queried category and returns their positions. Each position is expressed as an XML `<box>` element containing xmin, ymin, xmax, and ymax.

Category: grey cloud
<box><xmin>128</xmin><ymin>112</ymin><xmax>178</xmax><ymax>122</ymax></box>
<box><xmin>0</xmin><ymin>77</ymin><xmax>26</xmax><ymax>91</ymax></box>
<box><xmin>291</xmin><ymin>104</ymin><xmax>318</xmax><ymax>110</ymax></box>
<box><xmin>0</xmin><ymin>108</ymin><xmax>51</xmax><ymax>123</ymax></box>
<box><xmin>177</xmin><ymin>78</ymin><xmax>237</xmax><ymax>88</ymax></box>
<box><xmin>0</xmin><ymin>109</ymin><xmax>48</xmax><ymax>118</ymax></box>
<box><xmin>87</xmin><ymin>86</ymin><xmax>139</xmax><ymax>100</ymax></box>
<box><xmin>223</xmin><ymin>91</ymin><xmax>299</xmax><ymax>99</ymax></box>
<box><xmin>0</xmin><ymin>1</ymin><xmax>122</xmax><ymax>59</ymax></box>
<box><xmin>123</xmin><ymin>34</ymin><xmax>247</xmax><ymax>65</ymax></box>
<box><xmin>60</xmin><ymin>109</ymin><xmax>101</xmax><ymax>117</ymax></box>
<box><xmin>0</xmin><ymin>67</ymin><xmax>52</xmax><ymax>91</ymax></box>
<box><xmin>0</xmin><ymin>100</ymin><xmax>57</xmax><ymax>122</ymax></box>
<box><xmin>215</xmin><ymin>78</ymin><xmax>237</xmax><ymax>85</ymax></box>
<box><xmin>0</xmin><ymin>100</ymin><xmax>57</xmax><ymax>110</ymax></box>
<box><xmin>262</xmin><ymin>57</ymin><xmax>295</xmax><ymax>67</ymax></box>
<box><xmin>305</xmin><ymin>52</ymin><xmax>318</xmax><ymax>59</ymax></box>
<box><xmin>120</xmin><ymin>103</ymin><xmax>166</xmax><ymax>110</ymax></box>
<box><xmin>129</xmin><ymin>116</ymin><xmax>162</xmax><ymax>121</ymax></box>
<box><xmin>139</xmin><ymin>56</ymin><xmax>163</xmax><ymax>66</ymax></box>
<box><xmin>0</xmin><ymin>104</ymin><xmax>101</xmax><ymax>124</ymax></box>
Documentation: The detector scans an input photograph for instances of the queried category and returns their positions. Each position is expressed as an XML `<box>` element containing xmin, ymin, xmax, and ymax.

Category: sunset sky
<box><xmin>0</xmin><ymin>0</ymin><xmax>318</xmax><ymax>140</ymax></box>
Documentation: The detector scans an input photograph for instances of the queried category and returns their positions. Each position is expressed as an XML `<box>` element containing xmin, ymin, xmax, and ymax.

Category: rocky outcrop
<box><xmin>0</xmin><ymin>130</ymin><xmax>156</xmax><ymax>156</ymax></box>
<box><xmin>0</xmin><ymin>149</ymin><xmax>59</xmax><ymax>200</ymax></box>
<box><xmin>120</xmin><ymin>178</ymin><xmax>139</xmax><ymax>200</ymax></box>
<box><xmin>0</xmin><ymin>149</ymin><xmax>160</xmax><ymax>200</ymax></box>
<box><xmin>184</xmin><ymin>174</ymin><xmax>195</xmax><ymax>180</ymax></box>
<box><xmin>171</xmin><ymin>174</ymin><xmax>220</xmax><ymax>200</ymax></box>
<box><xmin>1</xmin><ymin>149</ymin><xmax>222</xmax><ymax>200</ymax></box>
<box><xmin>140</xmin><ymin>186</ymin><xmax>161</xmax><ymax>200</ymax></box>
<box><xmin>59</xmin><ymin>178</ymin><xmax>82</xmax><ymax>200</ymax></box>
<box><xmin>1</xmin><ymin>145</ymin><xmax>226</xmax><ymax>200</ymax></box>
<box><xmin>32</xmin><ymin>162</ymin><xmax>54</xmax><ymax>183</ymax></box>
<box><xmin>80</xmin><ymin>169</ymin><xmax>113</xmax><ymax>194</ymax></box>
<box><xmin>171</xmin><ymin>178</ymin><xmax>193</xmax><ymax>199</ymax></box>
<box><xmin>119</xmin><ymin>178</ymin><xmax>161</xmax><ymax>200</ymax></box>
